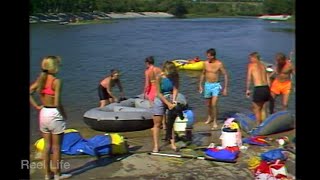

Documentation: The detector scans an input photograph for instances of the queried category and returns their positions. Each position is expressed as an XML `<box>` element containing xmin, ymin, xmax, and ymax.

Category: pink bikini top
<box><xmin>41</xmin><ymin>78</ymin><xmax>56</xmax><ymax>96</ymax></box>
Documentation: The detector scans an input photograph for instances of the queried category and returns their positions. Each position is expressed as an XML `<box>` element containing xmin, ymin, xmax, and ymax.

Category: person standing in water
<box><xmin>30</xmin><ymin>56</ymin><xmax>71</xmax><ymax>180</ymax></box>
<box><xmin>246</xmin><ymin>52</ymin><xmax>271</xmax><ymax>126</ymax></box>
<box><xmin>98</xmin><ymin>69</ymin><xmax>124</xmax><ymax>108</ymax></box>
<box><xmin>199</xmin><ymin>48</ymin><xmax>229</xmax><ymax>130</ymax></box>
<box><xmin>269</xmin><ymin>52</ymin><xmax>295</xmax><ymax>114</ymax></box>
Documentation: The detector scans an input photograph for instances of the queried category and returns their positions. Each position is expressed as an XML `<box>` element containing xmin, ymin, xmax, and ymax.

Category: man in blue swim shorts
<box><xmin>203</xmin><ymin>82</ymin><xmax>222</xmax><ymax>98</ymax></box>
<box><xmin>199</xmin><ymin>48</ymin><xmax>229</xmax><ymax>130</ymax></box>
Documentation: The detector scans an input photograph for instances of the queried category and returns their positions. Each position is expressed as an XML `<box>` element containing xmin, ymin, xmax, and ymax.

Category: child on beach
<box><xmin>29</xmin><ymin>56</ymin><xmax>71</xmax><ymax>180</ymax></box>
<box><xmin>98</xmin><ymin>69</ymin><xmax>125</xmax><ymax>108</ymax></box>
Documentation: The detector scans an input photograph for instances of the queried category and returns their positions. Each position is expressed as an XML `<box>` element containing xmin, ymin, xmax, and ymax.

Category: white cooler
<box><xmin>174</xmin><ymin>116</ymin><xmax>188</xmax><ymax>132</ymax></box>
<box><xmin>220</xmin><ymin>131</ymin><xmax>238</xmax><ymax>148</ymax></box>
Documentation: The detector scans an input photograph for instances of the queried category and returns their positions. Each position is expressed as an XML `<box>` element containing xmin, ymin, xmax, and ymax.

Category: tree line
<box><xmin>30</xmin><ymin>0</ymin><xmax>295</xmax><ymax>17</ymax></box>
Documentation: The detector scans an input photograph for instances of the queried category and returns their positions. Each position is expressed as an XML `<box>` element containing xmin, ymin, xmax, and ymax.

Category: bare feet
<box><xmin>170</xmin><ymin>139</ymin><xmax>180</xmax><ymax>152</ymax></box>
<box><xmin>213</xmin><ymin>123</ymin><xmax>218</xmax><ymax>128</ymax></box>
<box><xmin>211</xmin><ymin>123</ymin><xmax>218</xmax><ymax>131</ymax></box>
<box><xmin>170</xmin><ymin>143</ymin><xmax>179</xmax><ymax>152</ymax></box>
<box><xmin>205</xmin><ymin>117</ymin><xmax>212</xmax><ymax>124</ymax></box>
<box><xmin>256</xmin><ymin>122</ymin><xmax>261</xmax><ymax>127</ymax></box>
<box><xmin>152</xmin><ymin>147</ymin><xmax>159</xmax><ymax>153</ymax></box>
<box><xmin>162</xmin><ymin>124</ymin><xmax>167</xmax><ymax>130</ymax></box>
<box><xmin>211</xmin><ymin>127</ymin><xmax>219</xmax><ymax>131</ymax></box>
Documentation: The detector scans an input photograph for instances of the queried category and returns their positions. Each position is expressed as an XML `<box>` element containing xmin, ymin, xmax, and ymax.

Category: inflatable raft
<box><xmin>83</xmin><ymin>93</ymin><xmax>188</xmax><ymax>132</ymax></box>
<box><xmin>232</xmin><ymin>111</ymin><xmax>295</xmax><ymax>135</ymax></box>
<box><xmin>172</xmin><ymin>59</ymin><xmax>204</xmax><ymax>71</ymax></box>
<box><xmin>83</xmin><ymin>98</ymin><xmax>153</xmax><ymax>132</ymax></box>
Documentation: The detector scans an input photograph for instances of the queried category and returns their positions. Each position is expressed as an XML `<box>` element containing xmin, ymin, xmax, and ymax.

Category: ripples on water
<box><xmin>30</xmin><ymin>18</ymin><xmax>295</xmax><ymax>141</ymax></box>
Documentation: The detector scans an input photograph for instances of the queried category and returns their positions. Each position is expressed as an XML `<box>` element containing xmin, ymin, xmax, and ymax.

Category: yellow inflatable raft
<box><xmin>172</xmin><ymin>59</ymin><xmax>204</xmax><ymax>71</ymax></box>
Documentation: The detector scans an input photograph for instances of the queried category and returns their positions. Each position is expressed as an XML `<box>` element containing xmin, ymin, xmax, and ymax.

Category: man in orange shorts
<box><xmin>269</xmin><ymin>53</ymin><xmax>295</xmax><ymax>114</ymax></box>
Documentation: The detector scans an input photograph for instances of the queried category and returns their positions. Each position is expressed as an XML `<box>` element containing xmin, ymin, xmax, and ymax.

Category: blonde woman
<box><xmin>152</xmin><ymin>61</ymin><xmax>180</xmax><ymax>152</ymax></box>
<box><xmin>30</xmin><ymin>56</ymin><xmax>71</xmax><ymax>180</ymax></box>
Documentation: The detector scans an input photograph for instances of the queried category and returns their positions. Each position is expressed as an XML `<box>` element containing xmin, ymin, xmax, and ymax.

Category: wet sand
<box><xmin>30</xmin><ymin>120</ymin><xmax>295</xmax><ymax>179</ymax></box>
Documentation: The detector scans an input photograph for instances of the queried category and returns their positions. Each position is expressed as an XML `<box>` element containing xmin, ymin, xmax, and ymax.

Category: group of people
<box><xmin>141</xmin><ymin>48</ymin><xmax>295</xmax><ymax>152</ymax></box>
<box><xmin>29</xmin><ymin>49</ymin><xmax>295</xmax><ymax>179</ymax></box>
<box><xmin>246</xmin><ymin>52</ymin><xmax>295</xmax><ymax>126</ymax></box>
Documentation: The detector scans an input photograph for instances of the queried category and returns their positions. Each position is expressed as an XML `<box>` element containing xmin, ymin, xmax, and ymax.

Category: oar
<box><xmin>148</xmin><ymin>152</ymin><xmax>237</xmax><ymax>163</ymax></box>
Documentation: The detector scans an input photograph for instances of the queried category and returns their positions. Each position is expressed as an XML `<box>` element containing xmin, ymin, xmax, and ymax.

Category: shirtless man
<box><xmin>98</xmin><ymin>69</ymin><xmax>124</xmax><ymax>108</ymax></box>
<box><xmin>246</xmin><ymin>52</ymin><xmax>270</xmax><ymax>125</ymax></box>
<box><xmin>199</xmin><ymin>48</ymin><xmax>228</xmax><ymax>130</ymax></box>
<box><xmin>269</xmin><ymin>52</ymin><xmax>295</xmax><ymax>114</ymax></box>
<box><xmin>144</xmin><ymin>56</ymin><xmax>162</xmax><ymax>105</ymax></box>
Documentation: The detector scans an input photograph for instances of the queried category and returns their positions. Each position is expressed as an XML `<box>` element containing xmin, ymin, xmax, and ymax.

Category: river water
<box><xmin>30</xmin><ymin>17</ymin><xmax>295</xmax><ymax>142</ymax></box>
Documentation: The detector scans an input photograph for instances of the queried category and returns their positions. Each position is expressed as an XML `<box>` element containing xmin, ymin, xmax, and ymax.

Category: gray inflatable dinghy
<box><xmin>83</xmin><ymin>93</ymin><xmax>187</xmax><ymax>132</ymax></box>
<box><xmin>83</xmin><ymin>98</ymin><xmax>153</xmax><ymax>132</ymax></box>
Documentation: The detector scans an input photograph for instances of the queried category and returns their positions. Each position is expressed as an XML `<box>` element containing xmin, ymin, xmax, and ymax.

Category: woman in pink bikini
<box><xmin>144</xmin><ymin>56</ymin><xmax>167</xmax><ymax>130</ymax></box>
<box><xmin>30</xmin><ymin>56</ymin><xmax>71</xmax><ymax>180</ymax></box>
<box><xmin>144</xmin><ymin>56</ymin><xmax>162</xmax><ymax>104</ymax></box>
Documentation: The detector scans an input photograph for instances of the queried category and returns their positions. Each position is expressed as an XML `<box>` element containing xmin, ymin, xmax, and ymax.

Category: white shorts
<box><xmin>39</xmin><ymin>107</ymin><xmax>66</xmax><ymax>134</ymax></box>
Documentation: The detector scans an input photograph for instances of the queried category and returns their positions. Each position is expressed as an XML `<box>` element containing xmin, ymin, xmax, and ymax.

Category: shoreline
<box><xmin>30</xmin><ymin>11</ymin><xmax>295</xmax><ymax>25</ymax></box>
<box><xmin>29</xmin><ymin>12</ymin><xmax>175</xmax><ymax>24</ymax></box>
<box><xmin>30</xmin><ymin>121</ymin><xmax>295</xmax><ymax>179</ymax></box>
<box><xmin>30</xmin><ymin>11</ymin><xmax>295</xmax><ymax>26</ymax></box>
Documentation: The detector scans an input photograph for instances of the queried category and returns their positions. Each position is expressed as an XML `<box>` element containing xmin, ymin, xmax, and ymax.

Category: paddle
<box><xmin>148</xmin><ymin>152</ymin><xmax>237</xmax><ymax>163</ymax></box>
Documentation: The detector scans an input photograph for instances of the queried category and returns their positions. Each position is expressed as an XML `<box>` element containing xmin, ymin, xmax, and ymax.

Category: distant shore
<box><xmin>30</xmin><ymin>11</ymin><xmax>294</xmax><ymax>26</ymax></box>
<box><xmin>29</xmin><ymin>12</ymin><xmax>175</xmax><ymax>25</ymax></box>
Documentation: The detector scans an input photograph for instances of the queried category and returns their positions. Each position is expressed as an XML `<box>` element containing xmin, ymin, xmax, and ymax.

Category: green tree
<box><xmin>263</xmin><ymin>0</ymin><xmax>294</xmax><ymax>14</ymax></box>
<box><xmin>169</xmin><ymin>3</ymin><xmax>188</xmax><ymax>18</ymax></box>
<box><xmin>167</xmin><ymin>0</ymin><xmax>188</xmax><ymax>18</ymax></box>
<box><xmin>95</xmin><ymin>0</ymin><xmax>111</xmax><ymax>12</ymax></box>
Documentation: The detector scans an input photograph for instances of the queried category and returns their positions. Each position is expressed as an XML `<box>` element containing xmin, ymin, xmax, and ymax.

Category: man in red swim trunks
<box><xmin>269</xmin><ymin>52</ymin><xmax>295</xmax><ymax>114</ymax></box>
